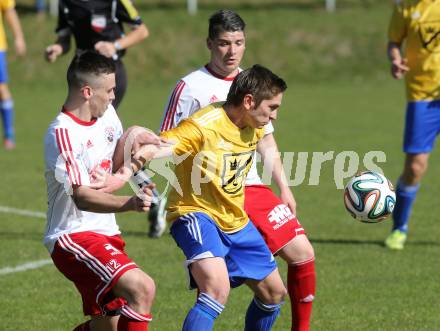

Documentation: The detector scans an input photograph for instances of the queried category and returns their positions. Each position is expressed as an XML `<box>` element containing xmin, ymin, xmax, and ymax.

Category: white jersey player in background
<box><xmin>44</xmin><ymin>51</ymin><xmax>161</xmax><ymax>331</ymax></box>
<box><xmin>160</xmin><ymin>10</ymin><xmax>316</xmax><ymax>331</ymax></box>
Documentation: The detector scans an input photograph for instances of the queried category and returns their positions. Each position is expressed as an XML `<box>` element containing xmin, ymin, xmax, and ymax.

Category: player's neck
<box><xmin>206</xmin><ymin>63</ymin><xmax>238</xmax><ymax>79</ymax></box>
<box><xmin>63</xmin><ymin>99</ymin><xmax>94</xmax><ymax>122</ymax></box>
<box><xmin>224</xmin><ymin>104</ymin><xmax>247</xmax><ymax>129</ymax></box>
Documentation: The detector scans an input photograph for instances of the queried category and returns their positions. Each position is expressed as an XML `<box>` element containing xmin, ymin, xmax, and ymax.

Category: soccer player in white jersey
<box><xmin>161</xmin><ymin>10</ymin><xmax>315</xmax><ymax>331</ymax></box>
<box><xmin>44</xmin><ymin>51</ymin><xmax>159</xmax><ymax>331</ymax></box>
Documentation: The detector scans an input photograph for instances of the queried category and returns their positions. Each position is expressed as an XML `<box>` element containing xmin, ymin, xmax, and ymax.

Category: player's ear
<box><xmin>80</xmin><ymin>85</ymin><xmax>93</xmax><ymax>99</ymax></box>
<box><xmin>243</xmin><ymin>94</ymin><xmax>254</xmax><ymax>110</ymax></box>
<box><xmin>207</xmin><ymin>38</ymin><xmax>213</xmax><ymax>50</ymax></box>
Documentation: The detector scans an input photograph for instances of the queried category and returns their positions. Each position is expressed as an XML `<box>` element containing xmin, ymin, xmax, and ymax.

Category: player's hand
<box><xmin>45</xmin><ymin>44</ymin><xmax>63</xmax><ymax>63</ymax></box>
<box><xmin>391</xmin><ymin>58</ymin><xmax>409</xmax><ymax>79</ymax></box>
<box><xmin>15</xmin><ymin>37</ymin><xmax>26</xmax><ymax>57</ymax></box>
<box><xmin>131</xmin><ymin>184</ymin><xmax>155</xmax><ymax>212</ymax></box>
<box><xmin>130</xmin><ymin>127</ymin><xmax>162</xmax><ymax>155</ymax></box>
<box><xmin>89</xmin><ymin>167</ymin><xmax>108</xmax><ymax>189</ymax></box>
<box><xmin>90</xmin><ymin>167</ymin><xmax>132</xmax><ymax>193</ymax></box>
<box><xmin>132</xmin><ymin>144</ymin><xmax>159</xmax><ymax>169</ymax></box>
<box><xmin>94</xmin><ymin>41</ymin><xmax>117</xmax><ymax>58</ymax></box>
<box><xmin>280</xmin><ymin>188</ymin><xmax>297</xmax><ymax>216</ymax></box>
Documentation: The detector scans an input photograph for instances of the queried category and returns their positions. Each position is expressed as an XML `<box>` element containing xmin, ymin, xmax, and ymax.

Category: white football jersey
<box><xmin>160</xmin><ymin>65</ymin><xmax>274</xmax><ymax>185</ymax></box>
<box><xmin>44</xmin><ymin>105</ymin><xmax>123</xmax><ymax>253</ymax></box>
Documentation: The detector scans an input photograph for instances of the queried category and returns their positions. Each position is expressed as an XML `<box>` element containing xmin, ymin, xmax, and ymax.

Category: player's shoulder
<box><xmin>0</xmin><ymin>0</ymin><xmax>16</xmax><ymax>10</ymax></box>
<box><xmin>47</xmin><ymin>111</ymin><xmax>73</xmax><ymax>132</ymax></box>
<box><xmin>44</xmin><ymin>112</ymin><xmax>75</xmax><ymax>151</ymax></box>
<box><xmin>191</xmin><ymin>104</ymin><xmax>224</xmax><ymax>128</ymax></box>
<box><xmin>102</xmin><ymin>104</ymin><xmax>118</xmax><ymax>121</ymax></box>
<box><xmin>181</xmin><ymin>66</ymin><xmax>215</xmax><ymax>86</ymax></box>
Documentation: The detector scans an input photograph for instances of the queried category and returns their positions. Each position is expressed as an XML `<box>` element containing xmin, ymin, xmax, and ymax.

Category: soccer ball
<box><xmin>344</xmin><ymin>171</ymin><xmax>396</xmax><ymax>223</ymax></box>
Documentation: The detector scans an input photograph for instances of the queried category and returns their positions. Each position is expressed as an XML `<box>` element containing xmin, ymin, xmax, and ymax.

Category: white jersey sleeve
<box><xmin>51</xmin><ymin>127</ymin><xmax>91</xmax><ymax>193</ymax></box>
<box><xmin>160</xmin><ymin>80</ymin><xmax>200</xmax><ymax>131</ymax></box>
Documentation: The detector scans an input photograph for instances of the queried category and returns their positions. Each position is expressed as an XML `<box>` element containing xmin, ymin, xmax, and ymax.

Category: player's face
<box><xmin>89</xmin><ymin>73</ymin><xmax>116</xmax><ymax>117</ymax></box>
<box><xmin>248</xmin><ymin>93</ymin><xmax>283</xmax><ymax>128</ymax></box>
<box><xmin>207</xmin><ymin>30</ymin><xmax>245</xmax><ymax>77</ymax></box>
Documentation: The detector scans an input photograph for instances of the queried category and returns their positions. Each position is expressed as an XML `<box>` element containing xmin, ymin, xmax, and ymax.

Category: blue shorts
<box><xmin>170</xmin><ymin>212</ymin><xmax>277</xmax><ymax>289</ymax></box>
<box><xmin>404</xmin><ymin>100</ymin><xmax>440</xmax><ymax>153</ymax></box>
<box><xmin>0</xmin><ymin>51</ymin><xmax>8</xmax><ymax>83</ymax></box>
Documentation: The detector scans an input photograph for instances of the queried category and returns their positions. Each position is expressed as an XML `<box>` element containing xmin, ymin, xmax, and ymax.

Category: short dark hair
<box><xmin>208</xmin><ymin>9</ymin><xmax>245</xmax><ymax>40</ymax></box>
<box><xmin>66</xmin><ymin>51</ymin><xmax>115</xmax><ymax>89</ymax></box>
<box><xmin>226</xmin><ymin>64</ymin><xmax>287</xmax><ymax>107</ymax></box>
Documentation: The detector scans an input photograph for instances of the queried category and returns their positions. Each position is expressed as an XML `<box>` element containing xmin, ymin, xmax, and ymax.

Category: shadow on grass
<box><xmin>310</xmin><ymin>238</ymin><xmax>440</xmax><ymax>247</ymax></box>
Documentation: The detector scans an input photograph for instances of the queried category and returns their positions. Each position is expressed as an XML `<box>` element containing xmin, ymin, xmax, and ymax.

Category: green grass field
<box><xmin>1</xmin><ymin>1</ymin><xmax>440</xmax><ymax>330</ymax></box>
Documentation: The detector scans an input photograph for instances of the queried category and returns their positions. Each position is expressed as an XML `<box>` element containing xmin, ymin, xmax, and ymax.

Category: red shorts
<box><xmin>51</xmin><ymin>231</ymin><xmax>138</xmax><ymax>316</ymax></box>
<box><xmin>244</xmin><ymin>185</ymin><xmax>306</xmax><ymax>254</ymax></box>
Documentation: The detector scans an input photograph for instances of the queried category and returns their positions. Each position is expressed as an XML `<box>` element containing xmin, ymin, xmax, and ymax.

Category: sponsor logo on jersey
<box><xmin>221</xmin><ymin>151</ymin><xmax>253</xmax><ymax>194</ymax></box>
<box><xmin>99</xmin><ymin>159</ymin><xmax>112</xmax><ymax>173</ymax></box>
<box><xmin>86</xmin><ymin>139</ymin><xmax>93</xmax><ymax>149</ymax></box>
<box><xmin>268</xmin><ymin>204</ymin><xmax>295</xmax><ymax>230</ymax></box>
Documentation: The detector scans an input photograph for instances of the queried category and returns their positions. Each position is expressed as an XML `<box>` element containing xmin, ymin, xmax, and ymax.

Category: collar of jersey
<box><xmin>62</xmin><ymin>106</ymin><xmax>97</xmax><ymax>126</ymax></box>
<box><xmin>205</xmin><ymin>64</ymin><xmax>238</xmax><ymax>81</ymax></box>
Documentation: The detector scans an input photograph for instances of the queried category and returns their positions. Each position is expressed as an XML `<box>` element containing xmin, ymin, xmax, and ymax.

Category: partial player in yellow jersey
<box><xmin>154</xmin><ymin>65</ymin><xmax>287</xmax><ymax>331</ymax></box>
<box><xmin>386</xmin><ymin>0</ymin><xmax>440</xmax><ymax>250</ymax></box>
<box><xmin>0</xmin><ymin>0</ymin><xmax>25</xmax><ymax>150</ymax></box>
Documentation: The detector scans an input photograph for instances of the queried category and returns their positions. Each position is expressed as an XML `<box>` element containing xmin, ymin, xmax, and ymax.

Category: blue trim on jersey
<box><xmin>404</xmin><ymin>100</ymin><xmax>440</xmax><ymax>153</ymax></box>
<box><xmin>0</xmin><ymin>52</ymin><xmax>8</xmax><ymax>83</ymax></box>
<box><xmin>170</xmin><ymin>212</ymin><xmax>277</xmax><ymax>289</ymax></box>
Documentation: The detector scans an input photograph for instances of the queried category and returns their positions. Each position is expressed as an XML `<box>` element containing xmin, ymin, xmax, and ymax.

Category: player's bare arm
<box><xmin>388</xmin><ymin>41</ymin><xmax>409</xmax><ymax>79</ymax></box>
<box><xmin>95</xmin><ymin>23</ymin><xmax>149</xmax><ymax>58</ymax></box>
<box><xmin>113</xmin><ymin>126</ymin><xmax>162</xmax><ymax>171</ymax></box>
<box><xmin>45</xmin><ymin>32</ymin><xmax>72</xmax><ymax>63</ymax></box>
<box><xmin>4</xmin><ymin>8</ymin><xmax>26</xmax><ymax>57</ymax></box>
<box><xmin>73</xmin><ymin>184</ymin><xmax>154</xmax><ymax>213</ymax></box>
<box><xmin>257</xmin><ymin>132</ymin><xmax>297</xmax><ymax>215</ymax></box>
<box><xmin>90</xmin><ymin>126</ymin><xmax>161</xmax><ymax>193</ymax></box>
<box><xmin>132</xmin><ymin>139</ymin><xmax>176</xmax><ymax>165</ymax></box>
<box><xmin>92</xmin><ymin>126</ymin><xmax>172</xmax><ymax>193</ymax></box>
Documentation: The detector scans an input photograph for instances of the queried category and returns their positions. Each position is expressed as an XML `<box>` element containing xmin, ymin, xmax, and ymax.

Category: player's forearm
<box><xmin>56</xmin><ymin>34</ymin><xmax>72</xmax><ymax>54</ymax></box>
<box><xmin>387</xmin><ymin>41</ymin><xmax>402</xmax><ymax>62</ymax></box>
<box><xmin>73</xmin><ymin>185</ymin><xmax>133</xmax><ymax>213</ymax></box>
<box><xmin>132</xmin><ymin>144</ymin><xmax>174</xmax><ymax>171</ymax></box>
<box><xmin>114</xmin><ymin>24</ymin><xmax>149</xmax><ymax>50</ymax></box>
<box><xmin>4</xmin><ymin>9</ymin><xmax>24</xmax><ymax>41</ymax></box>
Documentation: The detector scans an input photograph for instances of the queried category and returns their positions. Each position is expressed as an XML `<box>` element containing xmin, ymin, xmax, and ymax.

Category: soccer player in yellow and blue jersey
<box><xmin>386</xmin><ymin>0</ymin><xmax>440</xmax><ymax>249</ymax></box>
<box><xmin>159</xmin><ymin>65</ymin><xmax>287</xmax><ymax>331</ymax></box>
<box><xmin>0</xmin><ymin>0</ymin><xmax>25</xmax><ymax>150</ymax></box>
